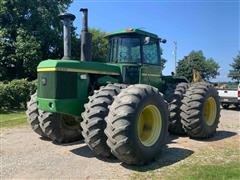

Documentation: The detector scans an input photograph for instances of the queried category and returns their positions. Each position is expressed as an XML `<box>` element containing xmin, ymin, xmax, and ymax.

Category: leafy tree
<box><xmin>176</xmin><ymin>50</ymin><xmax>219</xmax><ymax>81</ymax></box>
<box><xmin>1</xmin><ymin>0</ymin><xmax>168</xmax><ymax>81</ymax></box>
<box><xmin>0</xmin><ymin>0</ymin><xmax>112</xmax><ymax>80</ymax></box>
<box><xmin>0</xmin><ymin>0</ymin><xmax>72</xmax><ymax>80</ymax></box>
<box><xmin>228</xmin><ymin>52</ymin><xmax>240</xmax><ymax>83</ymax></box>
<box><xmin>89</xmin><ymin>28</ymin><xmax>108</xmax><ymax>62</ymax></box>
<box><xmin>15</xmin><ymin>29</ymin><xmax>41</xmax><ymax>78</ymax></box>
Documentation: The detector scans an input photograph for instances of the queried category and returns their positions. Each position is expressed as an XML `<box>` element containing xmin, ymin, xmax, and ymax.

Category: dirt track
<box><xmin>1</xmin><ymin>108</ymin><xmax>240</xmax><ymax>179</ymax></box>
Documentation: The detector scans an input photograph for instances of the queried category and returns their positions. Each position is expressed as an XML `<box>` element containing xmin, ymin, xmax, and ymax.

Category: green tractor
<box><xmin>26</xmin><ymin>9</ymin><xmax>220</xmax><ymax>165</ymax></box>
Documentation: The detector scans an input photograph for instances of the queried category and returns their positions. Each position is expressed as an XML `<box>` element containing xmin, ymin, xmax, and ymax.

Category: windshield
<box><xmin>109</xmin><ymin>37</ymin><xmax>141</xmax><ymax>63</ymax></box>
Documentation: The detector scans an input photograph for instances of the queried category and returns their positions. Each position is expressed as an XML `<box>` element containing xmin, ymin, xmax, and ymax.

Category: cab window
<box><xmin>109</xmin><ymin>37</ymin><xmax>141</xmax><ymax>63</ymax></box>
<box><xmin>143</xmin><ymin>39</ymin><xmax>159</xmax><ymax>64</ymax></box>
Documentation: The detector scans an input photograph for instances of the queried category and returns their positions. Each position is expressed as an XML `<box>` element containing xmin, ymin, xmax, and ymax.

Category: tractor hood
<box><xmin>37</xmin><ymin>59</ymin><xmax>121</xmax><ymax>76</ymax></box>
<box><xmin>37</xmin><ymin>59</ymin><xmax>121</xmax><ymax>116</ymax></box>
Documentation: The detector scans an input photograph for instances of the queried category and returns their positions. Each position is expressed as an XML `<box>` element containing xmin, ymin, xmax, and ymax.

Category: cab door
<box><xmin>140</xmin><ymin>38</ymin><xmax>162</xmax><ymax>88</ymax></box>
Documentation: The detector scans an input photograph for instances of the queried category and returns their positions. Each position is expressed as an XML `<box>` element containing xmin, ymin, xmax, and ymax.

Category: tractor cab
<box><xmin>106</xmin><ymin>28</ymin><xmax>166</xmax><ymax>65</ymax></box>
<box><xmin>105</xmin><ymin>28</ymin><xmax>166</xmax><ymax>85</ymax></box>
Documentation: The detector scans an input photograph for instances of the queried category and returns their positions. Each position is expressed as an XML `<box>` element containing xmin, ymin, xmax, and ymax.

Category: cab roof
<box><xmin>105</xmin><ymin>28</ymin><xmax>159</xmax><ymax>39</ymax></box>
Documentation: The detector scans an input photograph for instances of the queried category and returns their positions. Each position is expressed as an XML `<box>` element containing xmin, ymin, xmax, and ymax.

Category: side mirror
<box><xmin>159</xmin><ymin>38</ymin><xmax>167</xmax><ymax>44</ymax></box>
<box><xmin>161</xmin><ymin>39</ymin><xmax>167</xmax><ymax>44</ymax></box>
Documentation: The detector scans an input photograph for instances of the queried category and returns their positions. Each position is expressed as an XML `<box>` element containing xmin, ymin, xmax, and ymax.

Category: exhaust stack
<box><xmin>80</xmin><ymin>8</ymin><xmax>92</xmax><ymax>61</ymax></box>
<box><xmin>59</xmin><ymin>13</ymin><xmax>76</xmax><ymax>60</ymax></box>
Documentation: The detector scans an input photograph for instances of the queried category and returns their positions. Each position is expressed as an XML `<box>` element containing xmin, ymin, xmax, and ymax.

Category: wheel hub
<box><xmin>137</xmin><ymin>105</ymin><xmax>162</xmax><ymax>147</ymax></box>
<box><xmin>203</xmin><ymin>97</ymin><xmax>217</xmax><ymax>126</ymax></box>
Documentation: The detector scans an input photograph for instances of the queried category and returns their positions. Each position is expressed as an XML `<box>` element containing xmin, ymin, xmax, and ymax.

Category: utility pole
<box><xmin>173</xmin><ymin>41</ymin><xmax>177</xmax><ymax>74</ymax></box>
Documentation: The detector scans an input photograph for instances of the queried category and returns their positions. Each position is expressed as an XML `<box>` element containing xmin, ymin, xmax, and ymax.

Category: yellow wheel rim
<box><xmin>137</xmin><ymin>105</ymin><xmax>162</xmax><ymax>147</ymax></box>
<box><xmin>203</xmin><ymin>97</ymin><xmax>217</xmax><ymax>126</ymax></box>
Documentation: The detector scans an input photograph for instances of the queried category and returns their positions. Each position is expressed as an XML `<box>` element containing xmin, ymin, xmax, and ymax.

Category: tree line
<box><xmin>0</xmin><ymin>0</ymin><xmax>239</xmax><ymax>83</ymax></box>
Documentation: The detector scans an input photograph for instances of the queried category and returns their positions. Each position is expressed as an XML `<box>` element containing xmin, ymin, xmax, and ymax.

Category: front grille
<box><xmin>38</xmin><ymin>71</ymin><xmax>77</xmax><ymax>99</ymax></box>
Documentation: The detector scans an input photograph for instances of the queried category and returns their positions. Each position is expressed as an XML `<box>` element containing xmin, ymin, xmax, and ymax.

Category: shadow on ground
<box><xmin>202</xmin><ymin>130</ymin><xmax>237</xmax><ymax>142</ymax></box>
<box><xmin>167</xmin><ymin>130</ymin><xmax>237</xmax><ymax>143</ymax></box>
<box><xmin>70</xmin><ymin>145</ymin><xmax>119</xmax><ymax>163</ymax></box>
<box><xmin>52</xmin><ymin>139</ymin><xmax>84</xmax><ymax>146</ymax></box>
<box><xmin>71</xmin><ymin>145</ymin><xmax>95</xmax><ymax>158</ymax></box>
<box><xmin>70</xmin><ymin>134</ymin><xmax>194</xmax><ymax>170</ymax></box>
<box><xmin>122</xmin><ymin>146</ymin><xmax>193</xmax><ymax>172</ymax></box>
<box><xmin>68</xmin><ymin>130</ymin><xmax>237</xmax><ymax>171</ymax></box>
<box><xmin>39</xmin><ymin>136</ymin><xmax>52</xmax><ymax>141</ymax></box>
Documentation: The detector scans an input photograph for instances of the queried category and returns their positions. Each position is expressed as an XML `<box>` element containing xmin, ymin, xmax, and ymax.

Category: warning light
<box><xmin>126</xmin><ymin>28</ymin><xmax>133</xmax><ymax>32</ymax></box>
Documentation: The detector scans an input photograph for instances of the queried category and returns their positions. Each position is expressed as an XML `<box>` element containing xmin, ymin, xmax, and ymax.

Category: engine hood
<box><xmin>37</xmin><ymin>59</ymin><xmax>121</xmax><ymax>76</ymax></box>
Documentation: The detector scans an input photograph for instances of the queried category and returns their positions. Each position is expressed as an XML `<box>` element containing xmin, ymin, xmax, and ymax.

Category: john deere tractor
<box><xmin>26</xmin><ymin>9</ymin><xmax>220</xmax><ymax>165</ymax></box>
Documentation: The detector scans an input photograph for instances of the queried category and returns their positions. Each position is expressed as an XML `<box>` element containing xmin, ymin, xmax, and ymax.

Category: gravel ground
<box><xmin>1</xmin><ymin>108</ymin><xmax>239</xmax><ymax>179</ymax></box>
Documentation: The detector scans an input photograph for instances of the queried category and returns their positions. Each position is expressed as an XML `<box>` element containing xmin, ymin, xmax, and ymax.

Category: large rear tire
<box><xmin>180</xmin><ymin>82</ymin><xmax>221</xmax><ymax>138</ymax></box>
<box><xmin>26</xmin><ymin>92</ymin><xmax>47</xmax><ymax>138</ymax></box>
<box><xmin>39</xmin><ymin>112</ymin><xmax>82</xmax><ymax>143</ymax></box>
<box><xmin>164</xmin><ymin>83</ymin><xmax>189</xmax><ymax>135</ymax></box>
<box><xmin>105</xmin><ymin>84</ymin><xmax>169</xmax><ymax>165</ymax></box>
<box><xmin>81</xmin><ymin>84</ymin><xmax>127</xmax><ymax>157</ymax></box>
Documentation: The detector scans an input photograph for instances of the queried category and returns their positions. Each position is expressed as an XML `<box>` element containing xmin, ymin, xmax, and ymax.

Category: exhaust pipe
<box><xmin>59</xmin><ymin>13</ymin><xmax>76</xmax><ymax>60</ymax></box>
<box><xmin>80</xmin><ymin>8</ymin><xmax>92</xmax><ymax>61</ymax></box>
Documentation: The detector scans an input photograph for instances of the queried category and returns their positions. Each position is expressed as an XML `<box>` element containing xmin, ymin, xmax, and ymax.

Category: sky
<box><xmin>69</xmin><ymin>0</ymin><xmax>239</xmax><ymax>82</ymax></box>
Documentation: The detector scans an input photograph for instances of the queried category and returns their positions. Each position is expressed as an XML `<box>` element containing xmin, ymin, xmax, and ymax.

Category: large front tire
<box><xmin>26</xmin><ymin>93</ymin><xmax>47</xmax><ymax>138</ymax></box>
<box><xmin>180</xmin><ymin>82</ymin><xmax>221</xmax><ymax>138</ymax></box>
<box><xmin>81</xmin><ymin>84</ymin><xmax>126</xmax><ymax>157</ymax></box>
<box><xmin>105</xmin><ymin>84</ymin><xmax>169</xmax><ymax>165</ymax></box>
<box><xmin>39</xmin><ymin>112</ymin><xmax>82</xmax><ymax>143</ymax></box>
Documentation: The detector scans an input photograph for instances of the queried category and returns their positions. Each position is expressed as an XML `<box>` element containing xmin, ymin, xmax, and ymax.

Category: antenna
<box><xmin>173</xmin><ymin>41</ymin><xmax>177</xmax><ymax>73</ymax></box>
<box><xmin>137</xmin><ymin>27</ymin><xmax>146</xmax><ymax>30</ymax></box>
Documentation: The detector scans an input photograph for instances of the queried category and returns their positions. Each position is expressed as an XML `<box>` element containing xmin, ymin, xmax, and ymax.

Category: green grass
<box><xmin>131</xmin><ymin>141</ymin><xmax>240</xmax><ymax>180</ymax></box>
<box><xmin>169</xmin><ymin>147</ymin><xmax>240</xmax><ymax>180</ymax></box>
<box><xmin>0</xmin><ymin>109</ymin><xmax>27</xmax><ymax>128</ymax></box>
<box><xmin>174</xmin><ymin>162</ymin><xmax>240</xmax><ymax>180</ymax></box>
